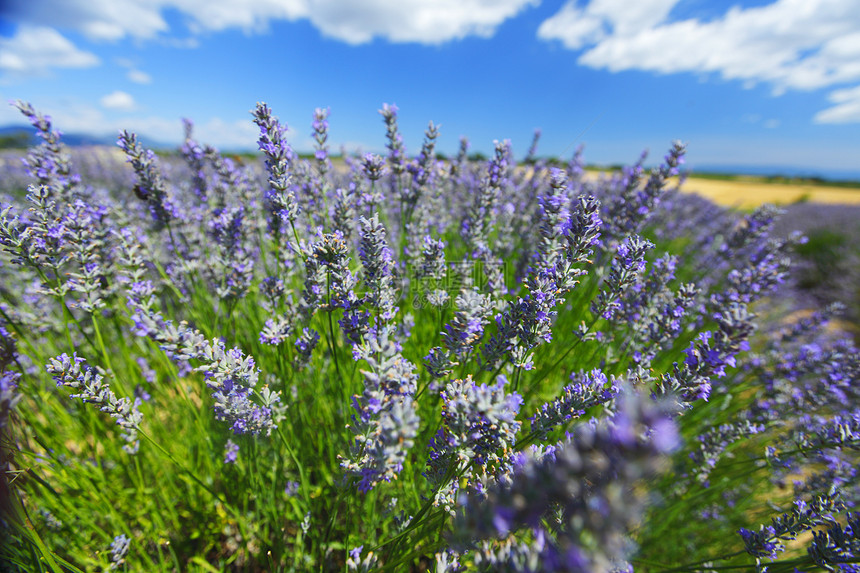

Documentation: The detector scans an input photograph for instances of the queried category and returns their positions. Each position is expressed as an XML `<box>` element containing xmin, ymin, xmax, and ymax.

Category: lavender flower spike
<box><xmin>452</xmin><ymin>388</ymin><xmax>679</xmax><ymax>572</ymax></box>
<box><xmin>13</xmin><ymin>100</ymin><xmax>77</xmax><ymax>198</ymax></box>
<box><xmin>109</xmin><ymin>534</ymin><xmax>131</xmax><ymax>570</ymax></box>
<box><xmin>46</xmin><ymin>353</ymin><xmax>143</xmax><ymax>454</ymax></box>
<box><xmin>342</xmin><ymin>353</ymin><xmax>420</xmax><ymax>492</ymax></box>
<box><xmin>358</xmin><ymin>213</ymin><xmax>398</xmax><ymax>323</ymax></box>
<box><xmin>118</xmin><ymin>130</ymin><xmax>173</xmax><ymax>227</ymax></box>
<box><xmin>252</xmin><ymin>102</ymin><xmax>299</xmax><ymax>226</ymax></box>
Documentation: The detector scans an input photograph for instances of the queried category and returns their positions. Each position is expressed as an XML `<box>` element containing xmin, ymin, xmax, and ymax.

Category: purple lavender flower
<box><xmin>180</xmin><ymin>118</ymin><xmax>208</xmax><ymax>200</ymax></box>
<box><xmin>342</xmin><ymin>353</ymin><xmax>420</xmax><ymax>492</ymax></box>
<box><xmin>358</xmin><ymin>214</ymin><xmax>398</xmax><ymax>322</ymax></box>
<box><xmin>610</xmin><ymin>255</ymin><xmax>699</xmax><ymax>364</ymax></box>
<box><xmin>63</xmin><ymin>199</ymin><xmax>114</xmax><ymax>312</ymax></box>
<box><xmin>657</xmin><ymin>302</ymin><xmax>756</xmax><ymax>405</ymax></box>
<box><xmin>300</xmin><ymin>230</ymin><xmax>359</xmax><ymax>321</ymax></box>
<box><xmin>252</xmin><ymin>102</ymin><xmax>299</xmax><ymax>229</ymax></box>
<box><xmin>452</xmin><ymin>388</ymin><xmax>678</xmax><ymax>572</ymax></box>
<box><xmin>0</xmin><ymin>370</ymin><xmax>21</xmax><ymax>433</ymax></box>
<box><xmin>601</xmin><ymin>141</ymin><xmax>686</xmax><ymax>242</ymax></box>
<box><xmin>462</xmin><ymin>140</ymin><xmax>510</xmax><ymax>258</ymax></box>
<box><xmin>118</xmin><ymin>130</ymin><xmax>174</xmax><ymax>227</ymax></box>
<box><xmin>807</xmin><ymin>511</ymin><xmax>860</xmax><ymax>568</ymax></box>
<box><xmin>739</xmin><ymin>494</ymin><xmax>842</xmax><ymax>562</ymax></box>
<box><xmin>688</xmin><ymin>420</ymin><xmax>763</xmax><ymax>486</ymax></box>
<box><xmin>403</xmin><ymin>120</ymin><xmax>440</xmax><ymax>219</ymax></box>
<box><xmin>207</xmin><ymin>203</ymin><xmax>255</xmax><ymax>301</ymax></box>
<box><xmin>720</xmin><ymin>204</ymin><xmax>782</xmax><ymax>258</ymax></box>
<box><xmin>223</xmin><ymin>439</ymin><xmax>239</xmax><ymax>464</ymax></box>
<box><xmin>109</xmin><ymin>534</ymin><xmax>131</xmax><ymax>569</ymax></box>
<box><xmin>284</xmin><ymin>481</ymin><xmax>300</xmax><ymax>497</ymax></box>
<box><xmin>0</xmin><ymin>323</ymin><xmax>18</xmax><ymax>371</ymax></box>
<box><xmin>416</xmin><ymin>235</ymin><xmax>447</xmax><ymax>281</ymax></box>
<box><xmin>426</xmin><ymin>375</ymin><xmax>522</xmax><ymax>497</ymax></box>
<box><xmin>12</xmin><ymin>100</ymin><xmax>78</xmax><ymax>199</ymax></box>
<box><xmin>205</xmin><ymin>144</ymin><xmax>247</xmax><ymax>208</ymax></box>
<box><xmin>379</xmin><ymin>103</ymin><xmax>406</xmax><ymax>177</ymax></box>
<box><xmin>441</xmin><ymin>289</ymin><xmax>493</xmax><ymax>359</ymax></box>
<box><xmin>293</xmin><ymin>327</ymin><xmax>320</xmax><ymax>370</ymax></box>
<box><xmin>593</xmin><ymin>235</ymin><xmax>653</xmax><ymax>320</ymax></box>
<box><xmin>333</xmin><ymin>184</ymin><xmax>359</xmax><ymax>240</ymax></box>
<box><xmin>449</xmin><ymin>136</ymin><xmax>470</xmax><ymax>178</ymax></box>
<box><xmin>534</xmin><ymin>169</ymin><xmax>571</xmax><ymax>270</ymax></box>
<box><xmin>46</xmin><ymin>353</ymin><xmax>143</xmax><ymax>454</ymax></box>
<box><xmin>117</xmin><ymin>231</ymin><xmax>281</xmax><ymax>436</ymax></box>
<box><xmin>529</xmin><ymin>369</ymin><xmax>617</xmax><ymax>440</ymax></box>
<box><xmin>346</xmin><ymin>544</ymin><xmax>379</xmax><ymax>571</ymax></box>
<box><xmin>361</xmin><ymin>153</ymin><xmax>386</xmax><ymax>182</ymax></box>
<box><xmin>524</xmin><ymin>128</ymin><xmax>542</xmax><ymax>164</ymax></box>
<box><xmin>481</xmin><ymin>259</ymin><xmax>582</xmax><ymax>371</ymax></box>
<box><xmin>311</xmin><ymin>107</ymin><xmax>331</xmax><ymax>177</ymax></box>
<box><xmin>1</xmin><ymin>185</ymin><xmax>71</xmax><ymax>293</ymax></box>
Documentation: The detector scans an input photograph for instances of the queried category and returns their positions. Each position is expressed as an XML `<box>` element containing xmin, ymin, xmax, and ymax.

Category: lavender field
<box><xmin>0</xmin><ymin>101</ymin><xmax>858</xmax><ymax>572</ymax></box>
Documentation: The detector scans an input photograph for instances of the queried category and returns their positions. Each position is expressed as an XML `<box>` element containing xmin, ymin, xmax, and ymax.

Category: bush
<box><xmin>0</xmin><ymin>101</ymin><xmax>858</xmax><ymax>572</ymax></box>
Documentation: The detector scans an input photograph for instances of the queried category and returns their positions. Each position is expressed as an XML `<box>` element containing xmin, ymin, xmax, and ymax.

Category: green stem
<box><xmin>90</xmin><ymin>315</ymin><xmax>115</xmax><ymax>374</ymax></box>
<box><xmin>137</xmin><ymin>429</ymin><xmax>240</xmax><ymax>519</ymax></box>
<box><xmin>7</xmin><ymin>489</ymin><xmax>67</xmax><ymax>573</ymax></box>
<box><xmin>276</xmin><ymin>428</ymin><xmax>308</xmax><ymax>505</ymax></box>
<box><xmin>525</xmin><ymin>315</ymin><xmax>600</xmax><ymax>398</ymax></box>
<box><xmin>325</xmin><ymin>274</ymin><xmax>345</xmax><ymax>408</ymax></box>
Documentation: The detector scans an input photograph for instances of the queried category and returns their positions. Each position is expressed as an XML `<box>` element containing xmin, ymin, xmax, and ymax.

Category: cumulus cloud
<box><xmin>3</xmin><ymin>0</ymin><xmax>169</xmax><ymax>41</ymax></box>
<box><xmin>0</xmin><ymin>95</ymin><xmax>261</xmax><ymax>149</ymax></box>
<box><xmin>0</xmin><ymin>25</ymin><xmax>99</xmax><ymax>76</ymax></box>
<box><xmin>537</xmin><ymin>0</ymin><xmax>677</xmax><ymax>50</ymax></box>
<box><xmin>98</xmin><ymin>114</ymin><xmax>259</xmax><ymax>149</ymax></box>
<box><xmin>815</xmin><ymin>85</ymin><xmax>860</xmax><ymax>123</ymax></box>
<box><xmin>539</xmin><ymin>0</ymin><xmax>860</xmax><ymax>122</ymax></box>
<box><xmin>301</xmin><ymin>0</ymin><xmax>538</xmax><ymax>45</ymax></box>
<box><xmin>100</xmin><ymin>91</ymin><xmax>136</xmax><ymax>111</ymax></box>
<box><xmin>4</xmin><ymin>0</ymin><xmax>536</xmax><ymax>45</ymax></box>
<box><xmin>115</xmin><ymin>59</ymin><xmax>153</xmax><ymax>84</ymax></box>
<box><xmin>127</xmin><ymin>69</ymin><xmax>152</xmax><ymax>84</ymax></box>
<box><xmin>192</xmin><ymin>117</ymin><xmax>261</xmax><ymax>149</ymax></box>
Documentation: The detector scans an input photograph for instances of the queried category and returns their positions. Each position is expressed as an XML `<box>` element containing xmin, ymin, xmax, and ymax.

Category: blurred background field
<box><xmin>678</xmin><ymin>175</ymin><xmax>860</xmax><ymax>208</ymax></box>
<box><xmin>672</xmin><ymin>174</ymin><xmax>860</xmax><ymax>339</ymax></box>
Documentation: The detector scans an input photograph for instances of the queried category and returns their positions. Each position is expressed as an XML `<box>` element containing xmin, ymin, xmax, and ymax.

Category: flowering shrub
<box><xmin>0</xmin><ymin>101</ymin><xmax>858</xmax><ymax>572</ymax></box>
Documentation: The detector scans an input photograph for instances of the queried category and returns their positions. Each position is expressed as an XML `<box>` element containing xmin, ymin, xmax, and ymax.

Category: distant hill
<box><xmin>0</xmin><ymin>125</ymin><xmax>173</xmax><ymax>150</ymax></box>
<box><xmin>689</xmin><ymin>163</ymin><xmax>860</xmax><ymax>184</ymax></box>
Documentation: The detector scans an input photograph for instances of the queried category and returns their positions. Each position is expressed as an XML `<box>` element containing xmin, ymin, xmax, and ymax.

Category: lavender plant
<box><xmin>1</xmin><ymin>100</ymin><xmax>857</xmax><ymax>573</ymax></box>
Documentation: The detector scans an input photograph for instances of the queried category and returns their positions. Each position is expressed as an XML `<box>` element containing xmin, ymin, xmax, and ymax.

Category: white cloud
<box><xmin>539</xmin><ymin>0</ymin><xmax>860</xmax><ymax>122</ymax></box>
<box><xmin>4</xmin><ymin>0</ymin><xmax>169</xmax><ymax>41</ymax></box>
<box><xmin>114</xmin><ymin>58</ymin><xmax>152</xmax><ymax>84</ymax></box>
<box><xmin>192</xmin><ymin>117</ymin><xmax>261</xmax><ymax>149</ymax></box>
<box><xmin>100</xmin><ymin>113</ymin><xmax>261</xmax><ymax>149</ymax></box>
<box><xmin>302</xmin><ymin>0</ymin><xmax>539</xmax><ymax>45</ymax></box>
<box><xmin>100</xmin><ymin>91</ymin><xmax>136</xmax><ymax>111</ymax></box>
<box><xmin>0</xmin><ymin>93</ymin><xmax>273</xmax><ymax>150</ymax></box>
<box><xmin>814</xmin><ymin>85</ymin><xmax>860</xmax><ymax>123</ymax></box>
<box><xmin>4</xmin><ymin>0</ymin><xmax>536</xmax><ymax>45</ymax></box>
<box><xmin>0</xmin><ymin>98</ymin><xmax>107</xmax><ymax>133</ymax></box>
<box><xmin>537</xmin><ymin>0</ymin><xmax>677</xmax><ymax>50</ymax></box>
<box><xmin>127</xmin><ymin>69</ymin><xmax>152</xmax><ymax>84</ymax></box>
<box><xmin>0</xmin><ymin>25</ymin><xmax>99</xmax><ymax>76</ymax></box>
<box><xmin>170</xmin><ymin>0</ymin><xmax>309</xmax><ymax>35</ymax></box>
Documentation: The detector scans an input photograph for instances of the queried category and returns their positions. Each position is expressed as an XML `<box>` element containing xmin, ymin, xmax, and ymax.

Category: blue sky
<box><xmin>1</xmin><ymin>0</ymin><xmax>859</xmax><ymax>177</ymax></box>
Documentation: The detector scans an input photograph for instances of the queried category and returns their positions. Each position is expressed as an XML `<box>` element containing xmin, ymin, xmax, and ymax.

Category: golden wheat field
<box><xmin>677</xmin><ymin>176</ymin><xmax>860</xmax><ymax>208</ymax></box>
